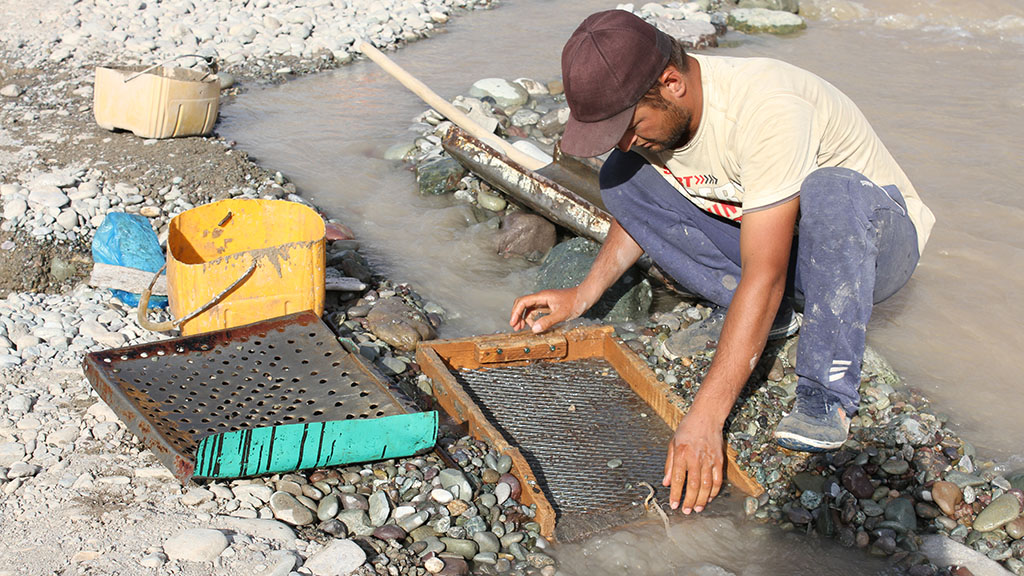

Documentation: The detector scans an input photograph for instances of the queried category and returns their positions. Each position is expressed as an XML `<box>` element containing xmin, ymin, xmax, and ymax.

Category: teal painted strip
<box><xmin>193</xmin><ymin>411</ymin><xmax>438</xmax><ymax>479</ymax></box>
<box><xmin>244</xmin><ymin>425</ymin><xmax>275</xmax><ymax>476</ymax></box>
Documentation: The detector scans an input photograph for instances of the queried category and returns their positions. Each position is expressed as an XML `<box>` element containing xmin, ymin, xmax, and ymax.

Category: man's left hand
<box><xmin>662</xmin><ymin>412</ymin><xmax>725</xmax><ymax>513</ymax></box>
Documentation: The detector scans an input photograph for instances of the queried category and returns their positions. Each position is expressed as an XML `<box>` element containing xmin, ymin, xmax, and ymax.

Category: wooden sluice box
<box><xmin>417</xmin><ymin>324</ymin><xmax>764</xmax><ymax>542</ymax></box>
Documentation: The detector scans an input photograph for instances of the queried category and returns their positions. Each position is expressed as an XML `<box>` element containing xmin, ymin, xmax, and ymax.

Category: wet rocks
<box><xmin>738</xmin><ymin>0</ymin><xmax>801</xmax><ymax>13</ymax></box>
<box><xmin>973</xmin><ymin>492</ymin><xmax>1023</xmax><ymax>532</ymax></box>
<box><xmin>932</xmin><ymin>481</ymin><xmax>964</xmax><ymax>517</ymax></box>
<box><xmin>469</xmin><ymin>78</ymin><xmax>529</xmax><ymax>110</ymax></box>
<box><xmin>537</xmin><ymin>237</ymin><xmax>652</xmax><ymax>323</ymax></box>
<box><xmin>727</xmin><ymin>8</ymin><xmax>806</xmax><ymax>35</ymax></box>
<box><xmin>842</xmin><ymin>465</ymin><xmax>876</xmax><ymax>499</ymax></box>
<box><xmin>497</xmin><ymin>212</ymin><xmax>556</xmax><ymax>262</ymax></box>
<box><xmin>365</xmin><ymin>296</ymin><xmax>437</xmax><ymax>351</ymax></box>
<box><xmin>618</xmin><ymin>296</ymin><xmax>1024</xmax><ymax>575</ymax></box>
<box><xmin>417</xmin><ymin>157</ymin><xmax>467</xmax><ymax>196</ymax></box>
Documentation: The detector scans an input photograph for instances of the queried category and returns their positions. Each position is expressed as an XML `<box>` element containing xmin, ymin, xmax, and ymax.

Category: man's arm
<box><xmin>510</xmin><ymin>219</ymin><xmax>643</xmax><ymax>333</ymax></box>
<box><xmin>663</xmin><ymin>196</ymin><xmax>799</xmax><ymax>513</ymax></box>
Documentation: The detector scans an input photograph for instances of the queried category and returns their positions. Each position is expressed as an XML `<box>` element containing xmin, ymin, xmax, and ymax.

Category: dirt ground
<box><xmin>0</xmin><ymin>58</ymin><xmax>296</xmax><ymax>298</ymax></box>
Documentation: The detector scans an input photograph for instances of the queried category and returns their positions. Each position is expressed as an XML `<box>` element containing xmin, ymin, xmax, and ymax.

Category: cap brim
<box><xmin>559</xmin><ymin>104</ymin><xmax>636</xmax><ymax>158</ymax></box>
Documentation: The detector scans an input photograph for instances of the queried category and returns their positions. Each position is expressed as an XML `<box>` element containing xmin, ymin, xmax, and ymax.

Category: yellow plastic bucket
<box><xmin>159</xmin><ymin>199</ymin><xmax>325</xmax><ymax>336</ymax></box>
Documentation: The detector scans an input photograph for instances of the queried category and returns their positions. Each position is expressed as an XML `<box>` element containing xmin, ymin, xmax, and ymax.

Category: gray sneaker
<box><xmin>774</xmin><ymin>388</ymin><xmax>851</xmax><ymax>452</ymax></box>
<box><xmin>768</xmin><ymin>309</ymin><xmax>802</xmax><ymax>340</ymax></box>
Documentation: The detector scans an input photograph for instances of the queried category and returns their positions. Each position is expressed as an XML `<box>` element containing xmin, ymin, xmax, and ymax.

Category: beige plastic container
<box><xmin>93</xmin><ymin>65</ymin><xmax>220</xmax><ymax>139</ymax></box>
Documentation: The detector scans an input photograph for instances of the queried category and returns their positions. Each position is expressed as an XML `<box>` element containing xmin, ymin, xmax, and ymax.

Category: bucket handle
<box><xmin>137</xmin><ymin>259</ymin><xmax>258</xmax><ymax>332</ymax></box>
<box><xmin>122</xmin><ymin>54</ymin><xmax>219</xmax><ymax>83</ymax></box>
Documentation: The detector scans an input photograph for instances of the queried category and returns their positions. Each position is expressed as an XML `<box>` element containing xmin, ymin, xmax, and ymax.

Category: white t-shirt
<box><xmin>637</xmin><ymin>54</ymin><xmax>935</xmax><ymax>251</ymax></box>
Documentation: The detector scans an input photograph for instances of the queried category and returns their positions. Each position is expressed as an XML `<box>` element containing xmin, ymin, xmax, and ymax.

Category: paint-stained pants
<box><xmin>600</xmin><ymin>151</ymin><xmax>920</xmax><ymax>414</ymax></box>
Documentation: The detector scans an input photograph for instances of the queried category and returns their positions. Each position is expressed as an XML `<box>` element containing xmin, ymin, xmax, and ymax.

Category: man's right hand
<box><xmin>509</xmin><ymin>287</ymin><xmax>589</xmax><ymax>333</ymax></box>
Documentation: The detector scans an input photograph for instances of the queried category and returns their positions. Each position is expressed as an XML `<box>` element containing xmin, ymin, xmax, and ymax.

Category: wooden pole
<box><xmin>355</xmin><ymin>39</ymin><xmax>547</xmax><ymax>172</ymax></box>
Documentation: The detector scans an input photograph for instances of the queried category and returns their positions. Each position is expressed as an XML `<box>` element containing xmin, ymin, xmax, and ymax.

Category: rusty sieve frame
<box><xmin>416</xmin><ymin>324</ymin><xmax>763</xmax><ymax>542</ymax></box>
<box><xmin>83</xmin><ymin>311</ymin><xmax>418</xmax><ymax>483</ymax></box>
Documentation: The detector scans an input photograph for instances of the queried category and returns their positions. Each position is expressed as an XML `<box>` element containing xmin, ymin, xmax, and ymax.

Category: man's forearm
<box><xmin>689</xmin><ymin>273</ymin><xmax>786</xmax><ymax>425</ymax></box>
<box><xmin>576</xmin><ymin>219</ymin><xmax>644</xmax><ymax>309</ymax></box>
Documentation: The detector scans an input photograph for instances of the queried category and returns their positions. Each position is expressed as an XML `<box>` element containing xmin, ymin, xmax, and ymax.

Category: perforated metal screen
<box><xmin>456</xmin><ymin>358</ymin><xmax>673</xmax><ymax>533</ymax></box>
<box><xmin>83</xmin><ymin>312</ymin><xmax>404</xmax><ymax>482</ymax></box>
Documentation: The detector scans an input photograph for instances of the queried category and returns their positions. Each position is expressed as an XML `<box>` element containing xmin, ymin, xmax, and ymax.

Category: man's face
<box><xmin>616</xmin><ymin>98</ymin><xmax>693</xmax><ymax>153</ymax></box>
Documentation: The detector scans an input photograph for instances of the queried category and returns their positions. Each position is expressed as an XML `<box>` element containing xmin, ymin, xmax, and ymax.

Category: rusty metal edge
<box><xmin>82</xmin><ymin>352</ymin><xmax>196</xmax><ymax>485</ymax></box>
<box><xmin>442</xmin><ymin>125</ymin><xmax>613</xmax><ymax>243</ymax></box>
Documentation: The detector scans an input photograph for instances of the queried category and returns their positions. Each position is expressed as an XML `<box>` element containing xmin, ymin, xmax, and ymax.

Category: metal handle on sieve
<box><xmin>137</xmin><ymin>259</ymin><xmax>258</xmax><ymax>332</ymax></box>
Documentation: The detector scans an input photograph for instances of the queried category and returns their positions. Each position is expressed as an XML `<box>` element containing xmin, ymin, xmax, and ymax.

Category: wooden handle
<box><xmin>356</xmin><ymin>39</ymin><xmax>547</xmax><ymax>172</ymax></box>
<box><xmin>475</xmin><ymin>332</ymin><xmax>568</xmax><ymax>364</ymax></box>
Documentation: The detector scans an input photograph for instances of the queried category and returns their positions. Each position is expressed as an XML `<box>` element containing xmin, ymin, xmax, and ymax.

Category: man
<box><xmin>509</xmin><ymin>10</ymin><xmax>934</xmax><ymax>515</ymax></box>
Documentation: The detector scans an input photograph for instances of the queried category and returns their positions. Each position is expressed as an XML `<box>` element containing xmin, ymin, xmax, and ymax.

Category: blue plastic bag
<box><xmin>92</xmin><ymin>212</ymin><xmax>168</xmax><ymax>309</ymax></box>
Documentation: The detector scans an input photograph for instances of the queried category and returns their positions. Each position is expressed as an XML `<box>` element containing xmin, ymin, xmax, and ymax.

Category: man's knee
<box><xmin>800</xmin><ymin>167</ymin><xmax>860</xmax><ymax>205</ymax></box>
<box><xmin>798</xmin><ymin>167</ymin><xmax>868</xmax><ymax>227</ymax></box>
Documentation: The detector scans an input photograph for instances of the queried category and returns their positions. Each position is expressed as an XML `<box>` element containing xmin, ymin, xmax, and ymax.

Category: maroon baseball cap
<box><xmin>560</xmin><ymin>10</ymin><xmax>672</xmax><ymax>158</ymax></box>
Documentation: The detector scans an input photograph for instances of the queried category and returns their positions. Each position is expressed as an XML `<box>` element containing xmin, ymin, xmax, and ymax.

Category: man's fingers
<box><xmin>530</xmin><ymin>311</ymin><xmax>559</xmax><ymax>333</ymax></box>
<box><xmin>669</xmin><ymin>445</ymin><xmax>687</xmax><ymax>510</ymax></box>
<box><xmin>509</xmin><ymin>295</ymin><xmax>550</xmax><ymax>331</ymax></box>
<box><xmin>681</xmin><ymin>452</ymin><xmax>702</xmax><ymax>514</ymax></box>
<box><xmin>509</xmin><ymin>296</ymin><xmax>538</xmax><ymax>328</ymax></box>
<box><xmin>662</xmin><ymin>443</ymin><xmax>674</xmax><ymax>487</ymax></box>
<box><xmin>710</xmin><ymin>453</ymin><xmax>724</xmax><ymax>501</ymax></box>
<box><xmin>693</xmin><ymin>458</ymin><xmax>714</xmax><ymax>513</ymax></box>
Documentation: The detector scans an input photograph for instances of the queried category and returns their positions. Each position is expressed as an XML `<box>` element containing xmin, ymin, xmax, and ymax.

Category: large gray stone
<box><xmin>0</xmin><ymin>442</ymin><xmax>25</xmax><ymax>467</ymax></box>
<box><xmin>728</xmin><ymin>8</ymin><xmax>806</xmax><ymax>34</ymax></box>
<box><xmin>653</xmin><ymin>18</ymin><xmax>719</xmax><ymax>49</ymax></box>
<box><xmin>302</xmin><ymin>539</ymin><xmax>366</xmax><ymax>576</ymax></box>
<box><xmin>368</xmin><ymin>491</ymin><xmax>391</xmax><ymax>526</ymax></box>
<box><xmin>269</xmin><ymin>491</ymin><xmax>314</xmax><ymax>526</ymax></box>
<box><xmin>497</xmin><ymin>212</ymin><xmax>555</xmax><ymax>262</ymax></box>
<box><xmin>216</xmin><ymin>512</ymin><xmax>296</xmax><ymax>545</ymax></box>
<box><xmin>919</xmin><ymin>534</ymin><xmax>1014</xmax><ymax>576</ymax></box>
<box><xmin>27</xmin><ymin>185</ymin><xmax>69</xmax><ymax>208</ymax></box>
<box><xmin>974</xmin><ymin>492</ymin><xmax>1023</xmax><ymax>532</ymax></box>
<box><xmin>468</xmin><ymin>78</ymin><xmax>528</xmax><ymax>111</ymax></box>
<box><xmin>737</xmin><ymin>0</ymin><xmax>800</xmax><ymax>13</ymax></box>
<box><xmin>365</xmin><ymin>298</ymin><xmax>435</xmax><ymax>352</ymax></box>
<box><xmin>336</xmin><ymin>509</ymin><xmax>375</xmax><ymax>536</ymax></box>
<box><xmin>536</xmin><ymin>237</ymin><xmax>652</xmax><ymax>324</ymax></box>
<box><xmin>163</xmin><ymin>528</ymin><xmax>228</xmax><ymax>562</ymax></box>
<box><xmin>417</xmin><ymin>157</ymin><xmax>466</xmax><ymax>196</ymax></box>
<box><xmin>883</xmin><ymin>497</ymin><xmax>917</xmax><ymax>533</ymax></box>
<box><xmin>438</xmin><ymin>468</ymin><xmax>473</xmax><ymax>501</ymax></box>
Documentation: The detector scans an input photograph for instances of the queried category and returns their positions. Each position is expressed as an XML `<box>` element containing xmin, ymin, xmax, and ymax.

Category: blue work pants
<box><xmin>600</xmin><ymin>151</ymin><xmax>920</xmax><ymax>413</ymax></box>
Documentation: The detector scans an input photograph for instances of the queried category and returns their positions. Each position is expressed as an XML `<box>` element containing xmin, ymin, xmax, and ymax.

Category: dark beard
<box><xmin>651</xmin><ymin>103</ymin><xmax>693</xmax><ymax>150</ymax></box>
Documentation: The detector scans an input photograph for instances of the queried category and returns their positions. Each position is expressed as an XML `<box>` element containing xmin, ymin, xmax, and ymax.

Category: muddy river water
<box><xmin>221</xmin><ymin>0</ymin><xmax>1024</xmax><ymax>572</ymax></box>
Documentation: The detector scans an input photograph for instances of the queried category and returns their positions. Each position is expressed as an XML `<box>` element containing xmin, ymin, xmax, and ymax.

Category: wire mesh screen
<box><xmin>456</xmin><ymin>358</ymin><xmax>673</xmax><ymax>538</ymax></box>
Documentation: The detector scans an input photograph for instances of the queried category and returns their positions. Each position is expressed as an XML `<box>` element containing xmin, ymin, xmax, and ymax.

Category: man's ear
<box><xmin>659</xmin><ymin>66</ymin><xmax>687</xmax><ymax>100</ymax></box>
